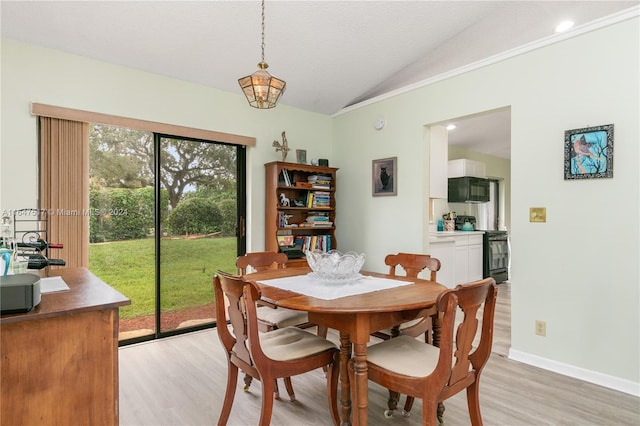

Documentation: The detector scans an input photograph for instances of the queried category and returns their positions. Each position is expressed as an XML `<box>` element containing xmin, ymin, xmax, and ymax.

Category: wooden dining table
<box><xmin>243</xmin><ymin>266</ymin><xmax>447</xmax><ymax>426</ymax></box>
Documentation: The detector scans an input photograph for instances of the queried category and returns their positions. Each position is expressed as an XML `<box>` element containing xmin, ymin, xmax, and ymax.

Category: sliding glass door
<box><xmin>156</xmin><ymin>135</ymin><xmax>243</xmax><ymax>335</ymax></box>
<box><xmin>88</xmin><ymin>125</ymin><xmax>245</xmax><ymax>343</ymax></box>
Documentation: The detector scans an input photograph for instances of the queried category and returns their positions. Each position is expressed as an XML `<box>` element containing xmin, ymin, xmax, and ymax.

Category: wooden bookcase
<box><xmin>265</xmin><ymin>161</ymin><xmax>338</xmax><ymax>266</ymax></box>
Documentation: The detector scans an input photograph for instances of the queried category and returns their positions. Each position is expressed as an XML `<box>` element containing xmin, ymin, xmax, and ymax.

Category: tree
<box><xmin>90</xmin><ymin>125</ymin><xmax>237</xmax><ymax>209</ymax></box>
<box><xmin>90</xmin><ymin>125</ymin><xmax>153</xmax><ymax>189</ymax></box>
<box><xmin>158</xmin><ymin>136</ymin><xmax>236</xmax><ymax>209</ymax></box>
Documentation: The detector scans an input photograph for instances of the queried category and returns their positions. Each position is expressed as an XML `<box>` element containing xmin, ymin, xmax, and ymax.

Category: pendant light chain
<box><xmin>237</xmin><ymin>0</ymin><xmax>286</xmax><ymax>108</ymax></box>
<box><xmin>260</xmin><ymin>0</ymin><xmax>266</xmax><ymax>63</ymax></box>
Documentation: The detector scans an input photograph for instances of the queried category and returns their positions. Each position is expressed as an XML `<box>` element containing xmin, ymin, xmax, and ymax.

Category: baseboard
<box><xmin>508</xmin><ymin>349</ymin><xmax>640</xmax><ymax>397</ymax></box>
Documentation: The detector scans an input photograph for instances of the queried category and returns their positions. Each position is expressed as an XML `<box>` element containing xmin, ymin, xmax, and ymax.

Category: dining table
<box><xmin>243</xmin><ymin>266</ymin><xmax>447</xmax><ymax>426</ymax></box>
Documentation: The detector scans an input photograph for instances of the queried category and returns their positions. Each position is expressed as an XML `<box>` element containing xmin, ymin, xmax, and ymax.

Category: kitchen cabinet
<box><xmin>454</xmin><ymin>233</ymin><xmax>484</xmax><ymax>284</ymax></box>
<box><xmin>468</xmin><ymin>240</ymin><xmax>484</xmax><ymax>280</ymax></box>
<box><xmin>448</xmin><ymin>158</ymin><xmax>486</xmax><ymax>178</ymax></box>
<box><xmin>430</xmin><ymin>231</ymin><xmax>483</xmax><ymax>287</ymax></box>
<box><xmin>429</xmin><ymin>236</ymin><xmax>455</xmax><ymax>287</ymax></box>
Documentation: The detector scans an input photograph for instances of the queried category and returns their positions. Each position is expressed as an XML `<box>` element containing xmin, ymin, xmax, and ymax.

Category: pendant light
<box><xmin>238</xmin><ymin>0</ymin><xmax>286</xmax><ymax>109</ymax></box>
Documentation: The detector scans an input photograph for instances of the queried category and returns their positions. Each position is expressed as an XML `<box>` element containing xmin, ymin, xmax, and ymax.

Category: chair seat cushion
<box><xmin>367</xmin><ymin>335</ymin><xmax>440</xmax><ymax>378</ymax></box>
<box><xmin>260</xmin><ymin>327</ymin><xmax>336</xmax><ymax>361</ymax></box>
<box><xmin>257</xmin><ymin>306</ymin><xmax>309</xmax><ymax>328</ymax></box>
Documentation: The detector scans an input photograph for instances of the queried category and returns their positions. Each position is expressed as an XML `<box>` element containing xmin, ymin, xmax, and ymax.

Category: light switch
<box><xmin>530</xmin><ymin>207</ymin><xmax>546</xmax><ymax>222</ymax></box>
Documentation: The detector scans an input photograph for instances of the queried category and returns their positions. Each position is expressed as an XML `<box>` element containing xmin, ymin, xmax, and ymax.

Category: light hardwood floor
<box><xmin>119</xmin><ymin>282</ymin><xmax>640</xmax><ymax>425</ymax></box>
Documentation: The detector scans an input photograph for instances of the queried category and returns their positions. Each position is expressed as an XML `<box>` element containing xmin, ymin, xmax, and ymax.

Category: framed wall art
<box><xmin>372</xmin><ymin>157</ymin><xmax>397</xmax><ymax>196</ymax></box>
<box><xmin>296</xmin><ymin>149</ymin><xmax>307</xmax><ymax>164</ymax></box>
<box><xmin>564</xmin><ymin>124</ymin><xmax>613</xmax><ymax>180</ymax></box>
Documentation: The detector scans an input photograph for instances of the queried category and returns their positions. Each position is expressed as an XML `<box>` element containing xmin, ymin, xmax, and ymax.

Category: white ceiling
<box><xmin>2</xmin><ymin>1</ymin><xmax>637</xmax><ymax>159</ymax></box>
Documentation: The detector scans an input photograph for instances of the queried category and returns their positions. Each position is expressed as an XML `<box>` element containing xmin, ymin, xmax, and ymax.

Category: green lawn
<box><xmin>89</xmin><ymin>237</ymin><xmax>237</xmax><ymax>319</ymax></box>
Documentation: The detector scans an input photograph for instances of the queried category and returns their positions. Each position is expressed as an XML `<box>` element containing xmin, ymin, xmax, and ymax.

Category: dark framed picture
<box><xmin>296</xmin><ymin>149</ymin><xmax>307</xmax><ymax>164</ymax></box>
<box><xmin>564</xmin><ymin>124</ymin><xmax>613</xmax><ymax>180</ymax></box>
<box><xmin>372</xmin><ymin>157</ymin><xmax>397</xmax><ymax>196</ymax></box>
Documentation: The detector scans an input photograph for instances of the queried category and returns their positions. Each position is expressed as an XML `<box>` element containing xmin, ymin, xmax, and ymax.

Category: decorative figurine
<box><xmin>272</xmin><ymin>131</ymin><xmax>290</xmax><ymax>162</ymax></box>
<box><xmin>280</xmin><ymin>193</ymin><xmax>290</xmax><ymax>207</ymax></box>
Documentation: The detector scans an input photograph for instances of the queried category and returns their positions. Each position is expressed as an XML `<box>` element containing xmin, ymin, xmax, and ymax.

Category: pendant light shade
<box><xmin>238</xmin><ymin>0</ymin><xmax>286</xmax><ymax>109</ymax></box>
<box><xmin>238</xmin><ymin>62</ymin><xmax>286</xmax><ymax>109</ymax></box>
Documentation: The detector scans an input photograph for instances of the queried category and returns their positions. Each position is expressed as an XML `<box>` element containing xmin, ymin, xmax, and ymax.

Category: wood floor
<box><xmin>119</xmin><ymin>282</ymin><xmax>640</xmax><ymax>425</ymax></box>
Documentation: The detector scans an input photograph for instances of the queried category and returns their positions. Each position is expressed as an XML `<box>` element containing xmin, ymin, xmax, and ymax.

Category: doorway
<box><xmin>444</xmin><ymin>106</ymin><xmax>511</xmax><ymax>232</ymax></box>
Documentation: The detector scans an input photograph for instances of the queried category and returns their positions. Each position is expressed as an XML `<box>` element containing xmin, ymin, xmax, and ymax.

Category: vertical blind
<box><xmin>39</xmin><ymin>117</ymin><xmax>90</xmax><ymax>268</ymax></box>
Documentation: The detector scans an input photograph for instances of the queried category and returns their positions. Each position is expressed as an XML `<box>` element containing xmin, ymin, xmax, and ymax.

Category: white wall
<box><xmin>0</xmin><ymin>38</ymin><xmax>332</xmax><ymax>252</ymax></box>
<box><xmin>332</xmin><ymin>18</ymin><xmax>639</xmax><ymax>394</ymax></box>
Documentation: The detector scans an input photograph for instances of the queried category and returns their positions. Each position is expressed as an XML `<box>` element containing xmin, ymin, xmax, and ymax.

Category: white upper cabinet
<box><xmin>429</xmin><ymin>125</ymin><xmax>448</xmax><ymax>199</ymax></box>
<box><xmin>448</xmin><ymin>159</ymin><xmax>486</xmax><ymax>178</ymax></box>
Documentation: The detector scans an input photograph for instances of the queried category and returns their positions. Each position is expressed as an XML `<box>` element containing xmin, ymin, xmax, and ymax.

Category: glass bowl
<box><xmin>306</xmin><ymin>250</ymin><xmax>365</xmax><ymax>283</ymax></box>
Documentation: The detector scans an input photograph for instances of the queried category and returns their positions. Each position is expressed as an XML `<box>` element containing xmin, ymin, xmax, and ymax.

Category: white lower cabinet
<box><xmin>468</xmin><ymin>241</ymin><xmax>484</xmax><ymax>282</ymax></box>
<box><xmin>430</xmin><ymin>232</ymin><xmax>483</xmax><ymax>287</ymax></box>
<box><xmin>455</xmin><ymin>243</ymin><xmax>471</xmax><ymax>284</ymax></box>
<box><xmin>429</xmin><ymin>238</ymin><xmax>455</xmax><ymax>288</ymax></box>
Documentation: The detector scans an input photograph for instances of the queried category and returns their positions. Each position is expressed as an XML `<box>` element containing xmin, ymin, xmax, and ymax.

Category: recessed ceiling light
<box><xmin>555</xmin><ymin>20</ymin><xmax>574</xmax><ymax>33</ymax></box>
<box><xmin>446</xmin><ymin>124</ymin><xmax>456</xmax><ymax>131</ymax></box>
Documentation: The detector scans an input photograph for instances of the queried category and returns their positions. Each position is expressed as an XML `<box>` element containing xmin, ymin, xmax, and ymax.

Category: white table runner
<box><xmin>257</xmin><ymin>274</ymin><xmax>413</xmax><ymax>300</ymax></box>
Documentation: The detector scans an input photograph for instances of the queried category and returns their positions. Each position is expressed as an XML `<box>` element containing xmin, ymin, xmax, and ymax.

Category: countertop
<box><xmin>430</xmin><ymin>230</ymin><xmax>485</xmax><ymax>236</ymax></box>
<box><xmin>429</xmin><ymin>230</ymin><xmax>484</xmax><ymax>242</ymax></box>
<box><xmin>0</xmin><ymin>267</ymin><xmax>130</xmax><ymax>325</ymax></box>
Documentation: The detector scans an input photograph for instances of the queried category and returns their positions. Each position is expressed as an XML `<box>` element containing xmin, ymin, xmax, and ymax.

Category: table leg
<box><xmin>339</xmin><ymin>331</ymin><xmax>352</xmax><ymax>426</ymax></box>
<box><xmin>352</xmin><ymin>340</ymin><xmax>368</xmax><ymax>426</ymax></box>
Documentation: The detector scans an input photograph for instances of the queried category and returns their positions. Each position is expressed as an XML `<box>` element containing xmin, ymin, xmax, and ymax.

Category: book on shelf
<box><xmin>311</xmin><ymin>191</ymin><xmax>330</xmax><ymax>208</ymax></box>
<box><xmin>282</xmin><ymin>169</ymin><xmax>292</xmax><ymax>186</ymax></box>
<box><xmin>307</xmin><ymin>174</ymin><xmax>332</xmax><ymax>189</ymax></box>
<box><xmin>294</xmin><ymin>234</ymin><xmax>332</xmax><ymax>252</ymax></box>
<box><xmin>298</xmin><ymin>221</ymin><xmax>333</xmax><ymax>228</ymax></box>
<box><xmin>306</xmin><ymin>216</ymin><xmax>330</xmax><ymax>222</ymax></box>
<box><xmin>306</xmin><ymin>211</ymin><xmax>330</xmax><ymax>221</ymax></box>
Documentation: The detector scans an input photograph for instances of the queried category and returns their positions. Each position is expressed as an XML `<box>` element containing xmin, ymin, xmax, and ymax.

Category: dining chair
<box><xmin>213</xmin><ymin>270</ymin><xmax>340</xmax><ymax>426</ymax></box>
<box><xmin>236</xmin><ymin>251</ymin><xmax>319</xmax><ymax>399</ymax></box>
<box><xmin>236</xmin><ymin>251</ymin><xmax>314</xmax><ymax>333</ymax></box>
<box><xmin>349</xmin><ymin>277</ymin><xmax>497</xmax><ymax>425</ymax></box>
<box><xmin>371</xmin><ymin>253</ymin><xmax>441</xmax><ymax>342</ymax></box>
<box><xmin>371</xmin><ymin>252</ymin><xmax>442</xmax><ymax>414</ymax></box>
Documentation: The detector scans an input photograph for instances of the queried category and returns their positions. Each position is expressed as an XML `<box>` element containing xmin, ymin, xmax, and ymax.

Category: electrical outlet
<box><xmin>535</xmin><ymin>320</ymin><xmax>546</xmax><ymax>336</ymax></box>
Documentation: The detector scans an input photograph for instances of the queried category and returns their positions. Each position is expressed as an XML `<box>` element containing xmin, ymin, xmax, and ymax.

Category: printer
<box><xmin>0</xmin><ymin>273</ymin><xmax>41</xmax><ymax>314</ymax></box>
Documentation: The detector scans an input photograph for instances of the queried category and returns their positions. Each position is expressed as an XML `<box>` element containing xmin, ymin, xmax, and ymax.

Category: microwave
<box><xmin>448</xmin><ymin>176</ymin><xmax>490</xmax><ymax>203</ymax></box>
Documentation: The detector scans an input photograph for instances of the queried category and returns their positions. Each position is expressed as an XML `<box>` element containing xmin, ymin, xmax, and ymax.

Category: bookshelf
<box><xmin>265</xmin><ymin>161</ymin><xmax>338</xmax><ymax>265</ymax></box>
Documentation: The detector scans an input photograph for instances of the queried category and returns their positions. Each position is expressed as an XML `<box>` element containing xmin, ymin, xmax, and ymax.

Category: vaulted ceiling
<box><xmin>2</xmin><ymin>1</ymin><xmax>637</xmax><ymax>158</ymax></box>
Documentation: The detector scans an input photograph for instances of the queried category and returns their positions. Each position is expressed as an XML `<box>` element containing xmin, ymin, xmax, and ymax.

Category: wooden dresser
<box><xmin>0</xmin><ymin>268</ymin><xmax>130</xmax><ymax>426</ymax></box>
